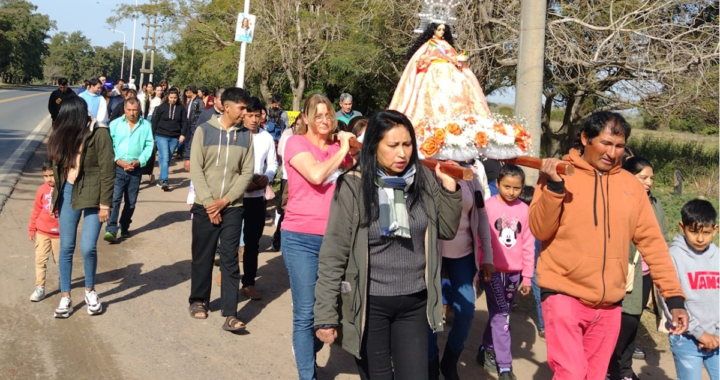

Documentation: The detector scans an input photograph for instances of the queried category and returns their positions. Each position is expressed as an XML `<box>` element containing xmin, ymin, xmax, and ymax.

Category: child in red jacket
<box><xmin>28</xmin><ymin>162</ymin><xmax>60</xmax><ymax>302</ymax></box>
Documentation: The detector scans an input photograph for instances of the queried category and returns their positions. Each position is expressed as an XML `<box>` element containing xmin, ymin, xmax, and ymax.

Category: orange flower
<box><xmin>475</xmin><ymin>131</ymin><xmax>489</xmax><ymax>148</ymax></box>
<box><xmin>414</xmin><ymin>125</ymin><xmax>425</xmax><ymax>138</ymax></box>
<box><xmin>420</xmin><ymin>137</ymin><xmax>440</xmax><ymax>157</ymax></box>
<box><xmin>516</xmin><ymin>137</ymin><xmax>531</xmax><ymax>152</ymax></box>
<box><xmin>465</xmin><ymin>116</ymin><xmax>477</xmax><ymax>125</ymax></box>
<box><xmin>433</xmin><ymin>128</ymin><xmax>447</xmax><ymax>145</ymax></box>
<box><xmin>493</xmin><ymin>123</ymin><xmax>507</xmax><ymax>135</ymax></box>
<box><xmin>512</xmin><ymin>123</ymin><xmax>526</xmax><ymax>138</ymax></box>
<box><xmin>446</xmin><ymin>122</ymin><xmax>462</xmax><ymax>136</ymax></box>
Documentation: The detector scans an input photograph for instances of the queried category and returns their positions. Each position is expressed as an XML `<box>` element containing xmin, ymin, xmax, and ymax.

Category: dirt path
<box><xmin>0</xmin><ymin>142</ymin><xmax>694</xmax><ymax>379</ymax></box>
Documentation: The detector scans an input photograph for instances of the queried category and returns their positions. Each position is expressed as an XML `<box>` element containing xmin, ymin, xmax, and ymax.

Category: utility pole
<box><xmin>138</xmin><ymin>0</ymin><xmax>158</xmax><ymax>87</ymax></box>
<box><xmin>514</xmin><ymin>0</ymin><xmax>547</xmax><ymax>185</ymax></box>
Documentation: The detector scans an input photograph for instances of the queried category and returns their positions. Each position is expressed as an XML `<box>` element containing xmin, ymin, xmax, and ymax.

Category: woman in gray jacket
<box><xmin>314</xmin><ymin>110</ymin><xmax>462</xmax><ymax>380</ymax></box>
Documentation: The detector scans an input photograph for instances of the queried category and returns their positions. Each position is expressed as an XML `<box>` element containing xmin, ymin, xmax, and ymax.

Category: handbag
<box><xmin>626</xmin><ymin>249</ymin><xmax>640</xmax><ymax>292</ymax></box>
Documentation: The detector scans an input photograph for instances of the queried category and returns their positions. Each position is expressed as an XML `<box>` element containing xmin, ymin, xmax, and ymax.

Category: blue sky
<box><xmin>34</xmin><ymin>0</ymin><xmax>146</xmax><ymax>50</ymax></box>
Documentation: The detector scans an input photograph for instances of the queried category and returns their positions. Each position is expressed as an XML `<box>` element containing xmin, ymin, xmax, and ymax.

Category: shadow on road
<box><xmin>131</xmin><ymin>210</ymin><xmax>189</xmax><ymax>236</ymax></box>
<box><xmin>96</xmin><ymin>260</ymin><xmax>192</xmax><ymax>305</ymax></box>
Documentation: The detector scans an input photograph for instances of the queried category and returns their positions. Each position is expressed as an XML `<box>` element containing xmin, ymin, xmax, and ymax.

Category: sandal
<box><xmin>222</xmin><ymin>316</ymin><xmax>246</xmax><ymax>332</ymax></box>
<box><xmin>189</xmin><ymin>301</ymin><xmax>208</xmax><ymax>319</ymax></box>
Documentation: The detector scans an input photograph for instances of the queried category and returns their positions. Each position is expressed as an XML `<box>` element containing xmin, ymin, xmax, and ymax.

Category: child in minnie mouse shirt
<box><xmin>477</xmin><ymin>164</ymin><xmax>535</xmax><ymax>379</ymax></box>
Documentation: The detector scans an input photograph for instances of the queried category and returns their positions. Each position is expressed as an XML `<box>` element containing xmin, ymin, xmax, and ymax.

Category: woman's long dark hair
<box><xmin>268</xmin><ymin>106</ymin><xmax>283</xmax><ymax>125</ymax></box>
<box><xmin>622</xmin><ymin>156</ymin><xmax>653</xmax><ymax>175</ymax></box>
<box><xmin>407</xmin><ymin>22</ymin><xmax>456</xmax><ymax>60</ymax></box>
<box><xmin>343</xmin><ymin>110</ymin><xmax>425</xmax><ymax>227</ymax></box>
<box><xmin>47</xmin><ymin>96</ymin><xmax>92</xmax><ymax>172</ymax></box>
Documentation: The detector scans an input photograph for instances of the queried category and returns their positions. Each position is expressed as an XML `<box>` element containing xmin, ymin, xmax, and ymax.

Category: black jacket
<box><xmin>151</xmin><ymin>102</ymin><xmax>188</xmax><ymax>138</ymax></box>
<box><xmin>185</xmin><ymin>97</ymin><xmax>204</xmax><ymax>130</ymax></box>
<box><xmin>48</xmin><ymin>88</ymin><xmax>76</xmax><ymax>120</ymax></box>
<box><xmin>109</xmin><ymin>100</ymin><xmax>126</xmax><ymax>122</ymax></box>
<box><xmin>185</xmin><ymin>106</ymin><xmax>223</xmax><ymax>160</ymax></box>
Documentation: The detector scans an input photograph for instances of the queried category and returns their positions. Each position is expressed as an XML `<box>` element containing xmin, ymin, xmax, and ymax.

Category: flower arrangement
<box><xmin>415</xmin><ymin>115</ymin><xmax>532</xmax><ymax>161</ymax></box>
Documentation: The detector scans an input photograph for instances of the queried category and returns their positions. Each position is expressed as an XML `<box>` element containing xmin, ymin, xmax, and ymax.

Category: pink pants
<box><xmin>542</xmin><ymin>294</ymin><xmax>621</xmax><ymax>380</ymax></box>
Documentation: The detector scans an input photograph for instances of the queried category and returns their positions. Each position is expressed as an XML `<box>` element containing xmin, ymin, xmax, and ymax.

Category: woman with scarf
<box><xmin>281</xmin><ymin>93</ymin><xmax>356</xmax><ymax>380</ymax></box>
<box><xmin>314</xmin><ymin>110</ymin><xmax>462</xmax><ymax>380</ymax></box>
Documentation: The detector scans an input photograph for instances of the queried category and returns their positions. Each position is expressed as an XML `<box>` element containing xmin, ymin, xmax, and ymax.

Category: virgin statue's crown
<box><xmin>414</xmin><ymin>0</ymin><xmax>459</xmax><ymax>34</ymax></box>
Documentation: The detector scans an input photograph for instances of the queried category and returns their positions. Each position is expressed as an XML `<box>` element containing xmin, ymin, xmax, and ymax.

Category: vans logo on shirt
<box><xmin>687</xmin><ymin>271</ymin><xmax>720</xmax><ymax>290</ymax></box>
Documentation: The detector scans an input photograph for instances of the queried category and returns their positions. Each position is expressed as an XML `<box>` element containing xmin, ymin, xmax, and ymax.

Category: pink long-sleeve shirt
<box><xmin>484</xmin><ymin>196</ymin><xmax>535</xmax><ymax>286</ymax></box>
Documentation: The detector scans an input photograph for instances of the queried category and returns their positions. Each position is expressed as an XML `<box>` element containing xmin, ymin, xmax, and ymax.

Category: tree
<box><xmin>0</xmin><ymin>0</ymin><xmax>54</xmax><ymax>83</ymax></box>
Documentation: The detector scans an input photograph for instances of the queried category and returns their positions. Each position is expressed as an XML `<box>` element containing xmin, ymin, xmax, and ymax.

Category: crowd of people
<box><xmin>31</xmin><ymin>74</ymin><xmax>719</xmax><ymax>380</ymax></box>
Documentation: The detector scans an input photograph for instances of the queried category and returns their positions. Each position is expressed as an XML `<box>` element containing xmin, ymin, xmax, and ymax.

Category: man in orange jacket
<box><xmin>530</xmin><ymin>111</ymin><xmax>688</xmax><ymax>380</ymax></box>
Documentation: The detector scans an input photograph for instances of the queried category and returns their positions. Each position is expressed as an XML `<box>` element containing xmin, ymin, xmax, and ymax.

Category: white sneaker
<box><xmin>54</xmin><ymin>296</ymin><xmax>73</xmax><ymax>318</ymax></box>
<box><xmin>29</xmin><ymin>286</ymin><xmax>45</xmax><ymax>302</ymax></box>
<box><xmin>85</xmin><ymin>289</ymin><xmax>103</xmax><ymax>315</ymax></box>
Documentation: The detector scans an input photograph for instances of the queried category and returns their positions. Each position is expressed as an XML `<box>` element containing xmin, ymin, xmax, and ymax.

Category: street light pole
<box><xmin>112</xmin><ymin>29</ymin><xmax>127</xmax><ymax>79</ymax></box>
<box><xmin>129</xmin><ymin>0</ymin><xmax>138</xmax><ymax>86</ymax></box>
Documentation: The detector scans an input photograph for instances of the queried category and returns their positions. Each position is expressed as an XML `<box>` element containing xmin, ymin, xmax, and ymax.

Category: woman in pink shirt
<box><xmin>281</xmin><ymin>93</ymin><xmax>355</xmax><ymax>380</ymax></box>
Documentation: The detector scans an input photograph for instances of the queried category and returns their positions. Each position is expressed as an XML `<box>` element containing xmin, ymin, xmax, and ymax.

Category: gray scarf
<box><xmin>375</xmin><ymin>165</ymin><xmax>416</xmax><ymax>238</ymax></box>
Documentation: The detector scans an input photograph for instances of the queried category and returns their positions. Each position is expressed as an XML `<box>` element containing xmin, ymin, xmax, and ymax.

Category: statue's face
<box><xmin>434</xmin><ymin>24</ymin><xmax>446</xmax><ymax>39</ymax></box>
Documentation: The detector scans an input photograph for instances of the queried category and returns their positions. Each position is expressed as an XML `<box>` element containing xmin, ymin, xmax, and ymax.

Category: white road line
<box><xmin>0</xmin><ymin>115</ymin><xmax>51</xmax><ymax>183</ymax></box>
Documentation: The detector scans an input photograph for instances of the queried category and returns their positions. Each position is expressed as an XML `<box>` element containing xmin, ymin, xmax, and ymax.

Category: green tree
<box><xmin>0</xmin><ymin>0</ymin><xmax>54</xmax><ymax>83</ymax></box>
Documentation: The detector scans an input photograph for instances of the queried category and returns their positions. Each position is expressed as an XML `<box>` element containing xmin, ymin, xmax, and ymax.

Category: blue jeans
<box><xmin>155</xmin><ymin>135</ymin><xmax>179</xmax><ymax>181</ymax></box>
<box><xmin>669</xmin><ymin>334</ymin><xmax>719</xmax><ymax>380</ymax></box>
<box><xmin>532</xmin><ymin>239</ymin><xmax>544</xmax><ymax>331</ymax></box>
<box><xmin>430</xmin><ymin>253</ymin><xmax>477</xmax><ymax>360</ymax></box>
<box><xmin>58</xmin><ymin>182</ymin><xmax>102</xmax><ymax>293</ymax></box>
<box><xmin>281</xmin><ymin>230</ymin><xmax>324</xmax><ymax>380</ymax></box>
<box><xmin>107</xmin><ymin>166</ymin><xmax>142</xmax><ymax>235</ymax></box>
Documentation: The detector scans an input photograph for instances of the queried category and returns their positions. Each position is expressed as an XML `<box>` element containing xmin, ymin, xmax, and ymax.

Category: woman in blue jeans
<box><xmin>429</xmin><ymin>160</ymin><xmax>494</xmax><ymax>380</ymax></box>
<box><xmin>47</xmin><ymin>96</ymin><xmax>115</xmax><ymax>318</ymax></box>
<box><xmin>151</xmin><ymin>88</ymin><xmax>187</xmax><ymax>191</ymax></box>
<box><xmin>280</xmin><ymin>94</ymin><xmax>355</xmax><ymax>380</ymax></box>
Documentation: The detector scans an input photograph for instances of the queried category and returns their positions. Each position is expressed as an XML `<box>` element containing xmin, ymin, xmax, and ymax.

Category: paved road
<box><xmin>0</xmin><ymin>86</ymin><xmax>54</xmax><ymax>212</ymax></box>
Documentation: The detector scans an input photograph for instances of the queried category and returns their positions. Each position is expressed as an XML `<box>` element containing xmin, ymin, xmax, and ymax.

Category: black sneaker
<box><xmin>271</xmin><ymin>234</ymin><xmax>281</xmax><ymax>251</ymax></box>
<box><xmin>476</xmin><ymin>346</ymin><xmax>497</xmax><ymax>373</ymax></box>
<box><xmin>161</xmin><ymin>180</ymin><xmax>169</xmax><ymax>191</ymax></box>
<box><xmin>632</xmin><ymin>347</ymin><xmax>646</xmax><ymax>360</ymax></box>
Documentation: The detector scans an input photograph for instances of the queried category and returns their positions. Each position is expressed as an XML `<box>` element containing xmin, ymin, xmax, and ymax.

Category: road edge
<box><xmin>0</xmin><ymin>115</ymin><xmax>52</xmax><ymax>213</ymax></box>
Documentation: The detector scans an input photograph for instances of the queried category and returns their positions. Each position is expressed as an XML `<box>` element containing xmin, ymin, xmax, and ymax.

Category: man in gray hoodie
<box><xmin>659</xmin><ymin>199</ymin><xmax>719</xmax><ymax>380</ymax></box>
<box><xmin>187</xmin><ymin>87</ymin><xmax>254</xmax><ymax>332</ymax></box>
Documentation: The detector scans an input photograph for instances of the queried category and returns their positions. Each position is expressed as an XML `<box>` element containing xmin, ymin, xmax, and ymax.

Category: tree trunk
<box><xmin>292</xmin><ymin>75</ymin><xmax>305</xmax><ymax>112</ymax></box>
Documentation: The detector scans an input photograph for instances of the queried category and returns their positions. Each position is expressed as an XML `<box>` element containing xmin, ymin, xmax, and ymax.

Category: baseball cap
<box><xmin>121</xmin><ymin>84</ymin><xmax>130</xmax><ymax>90</ymax></box>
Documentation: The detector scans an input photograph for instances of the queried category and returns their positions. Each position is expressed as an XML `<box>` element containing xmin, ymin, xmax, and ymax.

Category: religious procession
<box><xmin>5</xmin><ymin>0</ymin><xmax>718</xmax><ymax>379</ymax></box>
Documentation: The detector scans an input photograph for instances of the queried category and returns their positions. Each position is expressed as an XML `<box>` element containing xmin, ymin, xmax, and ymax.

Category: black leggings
<box><xmin>356</xmin><ymin>290</ymin><xmax>428</xmax><ymax>380</ymax></box>
<box><xmin>607</xmin><ymin>312</ymin><xmax>641</xmax><ymax>379</ymax></box>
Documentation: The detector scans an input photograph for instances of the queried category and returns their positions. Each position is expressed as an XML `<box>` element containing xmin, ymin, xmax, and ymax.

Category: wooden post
<box><xmin>674</xmin><ymin>170</ymin><xmax>683</xmax><ymax>195</ymax></box>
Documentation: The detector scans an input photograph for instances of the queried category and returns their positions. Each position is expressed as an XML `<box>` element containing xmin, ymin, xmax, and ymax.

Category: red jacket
<box><xmin>29</xmin><ymin>183</ymin><xmax>59</xmax><ymax>238</ymax></box>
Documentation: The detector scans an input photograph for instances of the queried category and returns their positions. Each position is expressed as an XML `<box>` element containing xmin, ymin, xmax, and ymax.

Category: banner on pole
<box><xmin>235</xmin><ymin>13</ymin><xmax>256</xmax><ymax>43</ymax></box>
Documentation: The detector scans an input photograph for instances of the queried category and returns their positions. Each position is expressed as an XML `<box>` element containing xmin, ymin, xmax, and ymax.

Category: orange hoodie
<box><xmin>529</xmin><ymin>149</ymin><xmax>685</xmax><ymax>308</ymax></box>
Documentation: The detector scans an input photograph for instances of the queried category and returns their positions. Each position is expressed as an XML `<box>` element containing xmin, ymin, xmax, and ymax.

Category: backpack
<box><xmin>266</xmin><ymin>119</ymin><xmax>285</xmax><ymax>142</ymax></box>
